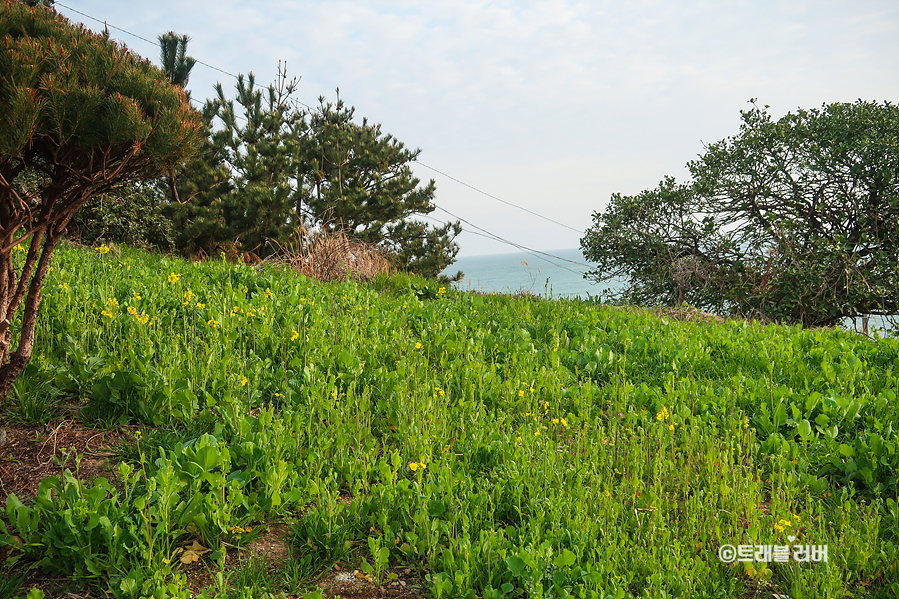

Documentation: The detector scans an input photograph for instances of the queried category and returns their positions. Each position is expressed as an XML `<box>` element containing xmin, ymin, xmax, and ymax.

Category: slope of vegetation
<box><xmin>1</xmin><ymin>243</ymin><xmax>898</xmax><ymax>598</ymax></box>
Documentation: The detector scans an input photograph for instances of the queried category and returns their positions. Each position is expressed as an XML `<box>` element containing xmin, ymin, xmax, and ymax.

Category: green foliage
<box><xmin>0</xmin><ymin>4</ymin><xmax>201</xmax><ymax>170</ymax></box>
<box><xmin>0</xmin><ymin>1</ymin><xmax>202</xmax><ymax>402</ymax></box>
<box><xmin>165</xmin><ymin>69</ymin><xmax>304</xmax><ymax>258</ymax></box>
<box><xmin>66</xmin><ymin>182</ymin><xmax>175</xmax><ymax>250</ymax></box>
<box><xmin>296</xmin><ymin>94</ymin><xmax>461</xmax><ymax>276</ymax></box>
<box><xmin>582</xmin><ymin>100</ymin><xmax>899</xmax><ymax>326</ymax></box>
<box><xmin>165</xmin><ymin>80</ymin><xmax>460</xmax><ymax>275</ymax></box>
<box><xmin>2</xmin><ymin>244</ymin><xmax>899</xmax><ymax>597</ymax></box>
<box><xmin>158</xmin><ymin>32</ymin><xmax>195</xmax><ymax>90</ymax></box>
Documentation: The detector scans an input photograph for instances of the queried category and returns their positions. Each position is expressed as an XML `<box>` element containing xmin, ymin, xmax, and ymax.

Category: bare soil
<box><xmin>0</xmin><ymin>418</ymin><xmax>132</xmax><ymax>499</ymax></box>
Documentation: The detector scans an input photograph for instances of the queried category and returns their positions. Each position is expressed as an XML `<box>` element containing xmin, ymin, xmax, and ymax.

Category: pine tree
<box><xmin>0</xmin><ymin>2</ymin><xmax>202</xmax><ymax>401</ymax></box>
<box><xmin>296</xmin><ymin>93</ymin><xmax>461</xmax><ymax>276</ymax></box>
<box><xmin>158</xmin><ymin>31</ymin><xmax>196</xmax><ymax>92</ymax></box>
<box><xmin>166</xmin><ymin>66</ymin><xmax>303</xmax><ymax>258</ymax></box>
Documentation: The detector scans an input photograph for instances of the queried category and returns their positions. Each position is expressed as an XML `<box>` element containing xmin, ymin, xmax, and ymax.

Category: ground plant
<box><xmin>0</xmin><ymin>243</ymin><xmax>897</xmax><ymax>598</ymax></box>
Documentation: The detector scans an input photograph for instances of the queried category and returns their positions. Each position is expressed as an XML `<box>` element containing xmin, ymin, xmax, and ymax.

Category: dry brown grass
<box><xmin>266</xmin><ymin>228</ymin><xmax>392</xmax><ymax>282</ymax></box>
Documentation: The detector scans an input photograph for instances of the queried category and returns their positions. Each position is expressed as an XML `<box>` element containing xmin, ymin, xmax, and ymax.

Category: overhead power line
<box><xmin>417</xmin><ymin>213</ymin><xmax>592</xmax><ymax>276</ymax></box>
<box><xmin>56</xmin><ymin>2</ymin><xmax>239</xmax><ymax>80</ymax></box>
<box><xmin>52</xmin><ymin>4</ymin><xmax>591</xmax><ymax>261</ymax></box>
<box><xmin>428</xmin><ymin>204</ymin><xmax>593</xmax><ymax>275</ymax></box>
<box><xmin>417</xmin><ymin>162</ymin><xmax>585</xmax><ymax>234</ymax></box>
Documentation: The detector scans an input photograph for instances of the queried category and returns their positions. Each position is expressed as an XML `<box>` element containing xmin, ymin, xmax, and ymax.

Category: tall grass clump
<box><xmin>267</xmin><ymin>227</ymin><xmax>391</xmax><ymax>282</ymax></box>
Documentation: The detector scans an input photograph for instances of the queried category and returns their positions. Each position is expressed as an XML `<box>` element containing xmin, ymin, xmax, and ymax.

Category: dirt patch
<box><xmin>0</xmin><ymin>419</ymin><xmax>132</xmax><ymax>499</ymax></box>
<box><xmin>182</xmin><ymin>522</ymin><xmax>297</xmax><ymax>595</ymax></box>
<box><xmin>315</xmin><ymin>564</ymin><xmax>425</xmax><ymax>599</ymax></box>
<box><xmin>247</xmin><ymin>522</ymin><xmax>293</xmax><ymax>568</ymax></box>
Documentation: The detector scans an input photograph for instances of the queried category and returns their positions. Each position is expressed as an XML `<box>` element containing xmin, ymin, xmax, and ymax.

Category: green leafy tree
<box><xmin>296</xmin><ymin>93</ymin><xmax>461</xmax><ymax>277</ymax></box>
<box><xmin>0</xmin><ymin>1</ymin><xmax>202</xmax><ymax>400</ymax></box>
<box><xmin>67</xmin><ymin>183</ymin><xmax>176</xmax><ymax>250</ymax></box>
<box><xmin>581</xmin><ymin>100</ymin><xmax>899</xmax><ymax>327</ymax></box>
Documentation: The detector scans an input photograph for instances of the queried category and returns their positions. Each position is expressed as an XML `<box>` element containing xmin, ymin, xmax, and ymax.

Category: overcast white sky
<box><xmin>56</xmin><ymin>1</ymin><xmax>899</xmax><ymax>258</ymax></box>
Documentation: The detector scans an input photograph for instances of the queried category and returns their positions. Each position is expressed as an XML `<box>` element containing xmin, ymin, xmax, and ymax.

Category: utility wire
<box><xmin>56</xmin><ymin>2</ymin><xmax>239</xmax><ymax>80</ymax></box>
<box><xmin>417</xmin><ymin>162</ymin><xmax>585</xmax><ymax>234</ymax></box>
<box><xmin>429</xmin><ymin>204</ymin><xmax>593</xmax><ymax>275</ymax></box>
<box><xmin>53</xmin><ymin>3</ymin><xmax>591</xmax><ymax>262</ymax></box>
<box><xmin>416</xmin><ymin>213</ymin><xmax>592</xmax><ymax>276</ymax></box>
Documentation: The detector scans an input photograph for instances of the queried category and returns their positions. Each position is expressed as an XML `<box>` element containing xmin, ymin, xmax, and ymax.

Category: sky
<box><xmin>55</xmin><ymin>1</ymin><xmax>899</xmax><ymax>258</ymax></box>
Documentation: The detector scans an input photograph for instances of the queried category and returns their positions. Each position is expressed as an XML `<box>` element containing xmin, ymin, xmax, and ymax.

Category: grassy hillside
<box><xmin>1</xmin><ymin>242</ymin><xmax>898</xmax><ymax>598</ymax></box>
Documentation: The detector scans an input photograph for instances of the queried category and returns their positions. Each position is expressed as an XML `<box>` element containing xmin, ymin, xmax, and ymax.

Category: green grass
<box><xmin>1</xmin><ymin>241</ymin><xmax>898</xmax><ymax>598</ymax></box>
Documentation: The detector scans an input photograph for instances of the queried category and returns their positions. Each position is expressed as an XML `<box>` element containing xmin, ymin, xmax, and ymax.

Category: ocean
<box><xmin>442</xmin><ymin>248</ymin><xmax>616</xmax><ymax>299</ymax></box>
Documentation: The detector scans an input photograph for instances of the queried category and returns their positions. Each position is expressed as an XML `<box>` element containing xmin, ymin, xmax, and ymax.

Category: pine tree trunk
<box><xmin>0</xmin><ymin>352</ymin><xmax>29</xmax><ymax>401</ymax></box>
<box><xmin>0</xmin><ymin>223</ymin><xmax>65</xmax><ymax>405</ymax></box>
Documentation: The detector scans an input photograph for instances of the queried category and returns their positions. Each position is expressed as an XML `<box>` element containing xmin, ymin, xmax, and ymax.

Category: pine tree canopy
<box><xmin>0</xmin><ymin>0</ymin><xmax>203</xmax><ymax>402</ymax></box>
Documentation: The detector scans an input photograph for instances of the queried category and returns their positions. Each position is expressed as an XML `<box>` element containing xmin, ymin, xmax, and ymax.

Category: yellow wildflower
<box><xmin>265</xmin><ymin>287</ymin><xmax>274</xmax><ymax>298</ymax></box>
<box><xmin>291</xmin><ymin>330</ymin><xmax>299</xmax><ymax>341</ymax></box>
<box><xmin>132</xmin><ymin>292</ymin><xmax>142</xmax><ymax>301</ymax></box>
<box><xmin>95</xmin><ymin>244</ymin><xmax>110</xmax><ymax>254</ymax></box>
<box><xmin>207</xmin><ymin>319</ymin><xmax>220</xmax><ymax>328</ymax></box>
<box><xmin>240</xmin><ymin>376</ymin><xmax>248</xmax><ymax>387</ymax></box>
<box><xmin>101</xmin><ymin>310</ymin><xmax>114</xmax><ymax>318</ymax></box>
<box><xmin>518</xmin><ymin>390</ymin><xmax>525</xmax><ymax>397</ymax></box>
<box><xmin>196</xmin><ymin>302</ymin><xmax>205</xmax><ymax>309</ymax></box>
<box><xmin>108</xmin><ymin>297</ymin><xmax>120</xmax><ymax>307</ymax></box>
<box><xmin>415</xmin><ymin>342</ymin><xmax>423</xmax><ymax>349</ymax></box>
<box><xmin>560</xmin><ymin>418</ymin><xmax>568</xmax><ymax>427</ymax></box>
<box><xmin>167</xmin><ymin>272</ymin><xmax>181</xmax><ymax>283</ymax></box>
<box><xmin>58</xmin><ymin>283</ymin><xmax>68</xmax><ymax>291</ymax></box>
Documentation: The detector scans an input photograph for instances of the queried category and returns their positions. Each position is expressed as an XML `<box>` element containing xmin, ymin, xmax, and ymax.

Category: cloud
<box><xmin>58</xmin><ymin>0</ymin><xmax>899</xmax><ymax>255</ymax></box>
